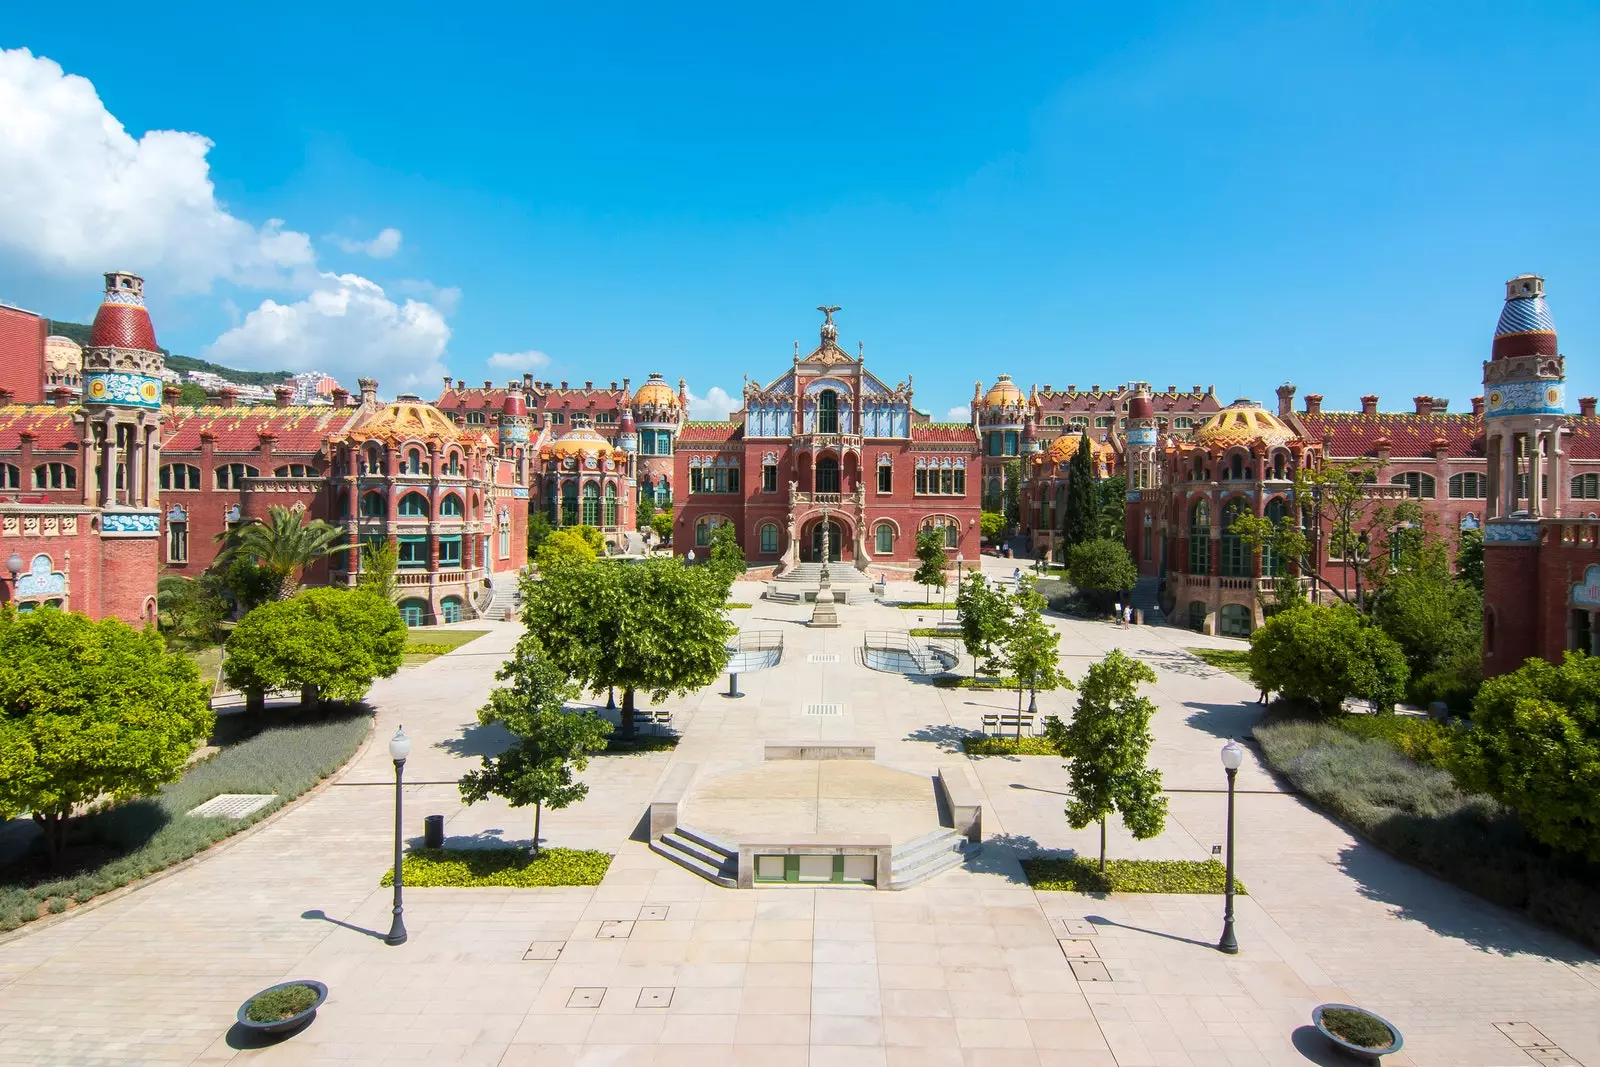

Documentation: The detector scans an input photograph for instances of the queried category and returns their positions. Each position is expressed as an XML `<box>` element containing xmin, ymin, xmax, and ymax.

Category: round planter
<box><xmin>1312</xmin><ymin>1003</ymin><xmax>1403</xmax><ymax>1064</ymax></box>
<box><xmin>236</xmin><ymin>980</ymin><xmax>328</xmax><ymax>1036</ymax></box>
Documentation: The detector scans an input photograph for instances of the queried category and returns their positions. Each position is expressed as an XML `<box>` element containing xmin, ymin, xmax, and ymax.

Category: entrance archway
<box><xmin>805</xmin><ymin>519</ymin><xmax>845</xmax><ymax>562</ymax></box>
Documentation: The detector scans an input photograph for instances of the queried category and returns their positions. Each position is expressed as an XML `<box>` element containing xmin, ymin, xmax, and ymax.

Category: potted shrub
<box><xmin>236</xmin><ymin>980</ymin><xmax>328</xmax><ymax>1036</ymax></box>
<box><xmin>1312</xmin><ymin>1003</ymin><xmax>1403</xmax><ymax>1064</ymax></box>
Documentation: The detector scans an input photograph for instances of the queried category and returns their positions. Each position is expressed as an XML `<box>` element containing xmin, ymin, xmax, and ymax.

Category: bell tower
<box><xmin>1483</xmin><ymin>274</ymin><xmax>1565</xmax><ymax>519</ymax></box>
<box><xmin>77</xmin><ymin>271</ymin><xmax>165</xmax><ymax>521</ymax></box>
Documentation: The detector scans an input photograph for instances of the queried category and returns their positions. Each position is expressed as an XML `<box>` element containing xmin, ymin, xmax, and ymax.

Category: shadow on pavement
<box><xmin>1289</xmin><ymin>1024</ymin><xmax>1352</xmax><ymax>1065</ymax></box>
<box><xmin>433</xmin><ymin>720</ymin><xmax>513</xmax><ymax>758</ymax></box>
<box><xmin>904</xmin><ymin>724</ymin><xmax>972</xmax><ymax>752</ymax></box>
<box><xmin>1182</xmin><ymin>701</ymin><xmax>1265</xmax><ymax>740</ymax></box>
<box><xmin>301</xmin><ymin>908</ymin><xmax>386</xmax><ymax>941</ymax></box>
<box><xmin>1136</xmin><ymin>648</ymin><xmax>1223</xmax><ymax>679</ymax></box>
<box><xmin>225</xmin><ymin>1019</ymin><xmax>312</xmax><ymax>1050</ymax></box>
<box><xmin>1084</xmin><ymin>914</ymin><xmax>1221</xmax><ymax>951</ymax></box>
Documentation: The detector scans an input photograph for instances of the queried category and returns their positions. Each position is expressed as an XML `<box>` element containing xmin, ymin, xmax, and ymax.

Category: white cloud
<box><xmin>0</xmin><ymin>47</ymin><xmax>315</xmax><ymax>292</ymax></box>
<box><xmin>396</xmin><ymin>279</ymin><xmax>460</xmax><ymax>314</ymax></box>
<box><xmin>205</xmin><ymin>273</ymin><xmax>450</xmax><ymax>393</ymax></box>
<box><xmin>333</xmin><ymin>227</ymin><xmax>402</xmax><ymax>259</ymax></box>
<box><xmin>487</xmin><ymin>350</ymin><xmax>551</xmax><ymax>371</ymax></box>
<box><xmin>687</xmin><ymin>386</ymin><xmax>739</xmax><ymax>420</ymax></box>
<box><xmin>946</xmin><ymin>405</ymin><xmax>972</xmax><ymax>422</ymax></box>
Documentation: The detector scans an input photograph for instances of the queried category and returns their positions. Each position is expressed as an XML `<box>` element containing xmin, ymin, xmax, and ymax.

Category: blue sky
<box><xmin>2</xmin><ymin>2</ymin><xmax>1598</xmax><ymax>420</ymax></box>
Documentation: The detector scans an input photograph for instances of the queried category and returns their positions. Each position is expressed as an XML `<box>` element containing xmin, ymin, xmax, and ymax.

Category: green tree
<box><xmin>537</xmin><ymin>529</ymin><xmax>599</xmax><ymax>571</ymax></box>
<box><xmin>1228</xmin><ymin>508</ymin><xmax>1309</xmax><ymax>616</ymax></box>
<box><xmin>637</xmin><ymin>496</ymin><xmax>656</xmax><ymax>531</ymax></box>
<box><xmin>1095</xmin><ymin>474</ymin><xmax>1127</xmax><ymax>541</ymax></box>
<box><xmin>1368</xmin><ymin>533</ymin><xmax>1482</xmax><ymax>706</ymax></box>
<box><xmin>1455</xmin><ymin>526</ymin><xmax>1484</xmax><ymax>592</ymax></box>
<box><xmin>1060</xmin><ymin>435</ymin><xmax>1097</xmax><ymax>555</ymax></box>
<box><xmin>1293</xmin><ymin>460</ymin><xmax>1382</xmax><ymax>606</ymax></box>
<box><xmin>956</xmin><ymin>571</ymin><xmax>1012</xmax><ymax>678</ymax></box>
<box><xmin>1246</xmin><ymin>603</ymin><xmax>1408</xmax><ymax>714</ymax></box>
<box><xmin>1002</xmin><ymin>458</ymin><xmax>1022</xmax><ymax>532</ymax></box>
<box><xmin>223</xmin><ymin>588</ymin><xmax>406</xmax><ymax>710</ymax></box>
<box><xmin>0</xmin><ymin>608</ymin><xmax>213</xmax><ymax>863</ymax></box>
<box><xmin>219</xmin><ymin>556</ymin><xmax>281</xmax><ymax>613</ymax></box>
<box><xmin>1045</xmin><ymin>650</ymin><xmax>1165</xmax><ymax>871</ymax></box>
<box><xmin>572</xmin><ymin>525</ymin><xmax>607</xmax><ymax>555</ymax></box>
<box><xmin>1452</xmin><ymin>652</ymin><xmax>1600</xmax><ymax>861</ymax></box>
<box><xmin>707</xmin><ymin>521</ymin><xmax>747</xmax><ymax>584</ymax></box>
<box><xmin>525</xmin><ymin>557</ymin><xmax>734</xmax><ymax>739</ymax></box>
<box><xmin>1004</xmin><ymin>577</ymin><xmax>1074</xmax><ymax>733</ymax></box>
<box><xmin>458</xmin><ymin>634</ymin><xmax>612</xmax><ymax>856</ymax></box>
<box><xmin>980</xmin><ymin>511</ymin><xmax>1006</xmax><ymax>542</ymax></box>
<box><xmin>527</xmin><ymin>513</ymin><xmax>554</xmax><ymax>557</ymax></box>
<box><xmin>913</xmin><ymin>528</ymin><xmax>948</xmax><ymax>604</ymax></box>
<box><xmin>1067</xmin><ymin>538</ymin><xmax>1138</xmax><ymax>613</ymax></box>
<box><xmin>357</xmin><ymin>540</ymin><xmax>400</xmax><ymax>602</ymax></box>
<box><xmin>157</xmin><ymin>572</ymin><xmax>229</xmax><ymax>644</ymax></box>
<box><xmin>177</xmin><ymin>381</ymin><xmax>208</xmax><ymax>406</ymax></box>
<box><xmin>214</xmin><ymin>504</ymin><xmax>345</xmax><ymax>600</ymax></box>
<box><xmin>650</xmin><ymin>510</ymin><xmax>674</xmax><ymax>544</ymax></box>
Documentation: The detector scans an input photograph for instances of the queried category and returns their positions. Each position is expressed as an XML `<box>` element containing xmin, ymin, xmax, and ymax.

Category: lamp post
<box><xmin>5</xmin><ymin>552</ymin><xmax>22</xmax><ymax>605</ymax></box>
<box><xmin>687</xmin><ymin>549</ymin><xmax>695</xmax><ymax>565</ymax></box>
<box><xmin>386</xmin><ymin>726</ymin><xmax>411</xmax><ymax>946</ymax></box>
<box><xmin>1218</xmin><ymin>738</ymin><xmax>1243</xmax><ymax>954</ymax></box>
<box><xmin>948</xmin><ymin>552</ymin><xmax>964</xmax><ymax>625</ymax></box>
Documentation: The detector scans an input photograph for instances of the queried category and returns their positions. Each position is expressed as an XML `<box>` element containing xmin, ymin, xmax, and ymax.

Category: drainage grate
<box><xmin>637</xmin><ymin>987</ymin><xmax>674</xmax><ymax>1008</ymax></box>
<box><xmin>567</xmin><ymin>988</ymin><xmax>605</xmax><ymax>1008</ymax></box>
<box><xmin>187</xmin><ymin>794</ymin><xmax>277</xmax><ymax>819</ymax></box>
<box><xmin>638</xmin><ymin>906</ymin><xmax>669</xmax><ymax>921</ymax></box>
<box><xmin>807</xmin><ymin>653</ymin><xmax>840</xmax><ymax>664</ymax></box>
<box><xmin>803</xmin><ymin>703</ymin><xmax>843</xmax><ymax>717</ymax></box>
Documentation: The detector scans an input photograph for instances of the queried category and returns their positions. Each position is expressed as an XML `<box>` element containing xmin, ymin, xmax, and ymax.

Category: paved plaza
<box><xmin>1</xmin><ymin>558</ymin><xmax>1598</xmax><ymax>1067</ymax></box>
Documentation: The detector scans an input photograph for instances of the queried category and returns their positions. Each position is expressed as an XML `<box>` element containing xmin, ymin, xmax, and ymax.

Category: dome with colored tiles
<box><xmin>1193</xmin><ymin>400</ymin><xmax>1296</xmax><ymax>450</ymax></box>
<box><xmin>1040</xmin><ymin>430</ymin><xmax>1114</xmax><ymax>465</ymax></box>
<box><xmin>633</xmin><ymin>372</ymin><xmax>677</xmax><ymax>410</ymax></box>
<box><xmin>88</xmin><ymin>271</ymin><xmax>160</xmax><ymax>352</ymax></box>
<box><xmin>542</xmin><ymin>420</ymin><xmax>614</xmax><ymax>460</ymax></box>
<box><xmin>983</xmin><ymin>374</ymin><xmax>1024</xmax><ymax>407</ymax></box>
<box><xmin>346</xmin><ymin>398</ymin><xmax>462</xmax><ymax>443</ymax></box>
<box><xmin>1491</xmin><ymin>274</ymin><xmax>1558</xmax><ymax>361</ymax></box>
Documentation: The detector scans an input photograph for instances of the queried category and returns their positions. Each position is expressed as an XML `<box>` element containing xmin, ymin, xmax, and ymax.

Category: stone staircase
<box><xmin>650</xmin><ymin>824</ymin><xmax>738</xmax><ymax>888</ymax></box>
<box><xmin>1131</xmin><ymin>575</ymin><xmax>1163</xmax><ymax>624</ymax></box>
<box><xmin>767</xmin><ymin>561</ymin><xmax>875</xmax><ymax>604</ymax></box>
<box><xmin>888</xmin><ymin>827</ymin><xmax>968</xmax><ymax>889</ymax></box>
<box><xmin>477</xmin><ymin>573</ymin><xmax>522</xmax><ymax>621</ymax></box>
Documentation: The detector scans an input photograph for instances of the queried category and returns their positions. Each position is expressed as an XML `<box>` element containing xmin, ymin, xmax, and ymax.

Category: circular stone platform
<box><xmin>679</xmin><ymin>761</ymin><xmax>944</xmax><ymax>846</ymax></box>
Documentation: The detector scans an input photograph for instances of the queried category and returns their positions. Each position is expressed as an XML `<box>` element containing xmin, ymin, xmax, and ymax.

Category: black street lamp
<box><xmin>1218</xmin><ymin>738</ymin><xmax>1244</xmax><ymax>954</ymax></box>
<box><xmin>386</xmin><ymin>726</ymin><xmax>411</xmax><ymax>946</ymax></box>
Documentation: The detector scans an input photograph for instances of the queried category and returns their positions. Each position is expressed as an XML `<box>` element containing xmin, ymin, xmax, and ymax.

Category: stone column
<box><xmin>101</xmin><ymin>417</ymin><xmax>118</xmax><ymax>507</ymax></box>
<box><xmin>1502</xmin><ymin>431</ymin><xmax>1519</xmax><ymax>515</ymax></box>
<box><xmin>1545</xmin><ymin>428</ymin><xmax>1564</xmax><ymax>518</ymax></box>
<box><xmin>1485</xmin><ymin>433</ymin><xmax>1501</xmax><ymax>520</ymax></box>
<box><xmin>1528</xmin><ymin>431</ymin><xmax>1545</xmax><ymax>518</ymax></box>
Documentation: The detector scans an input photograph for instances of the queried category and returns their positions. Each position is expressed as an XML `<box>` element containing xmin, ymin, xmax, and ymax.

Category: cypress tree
<box><xmin>1061</xmin><ymin>434</ymin><xmax>1098</xmax><ymax>555</ymax></box>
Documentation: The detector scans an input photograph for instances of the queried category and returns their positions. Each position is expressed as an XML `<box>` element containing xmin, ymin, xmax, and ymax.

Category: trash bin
<box><xmin>423</xmin><ymin>814</ymin><xmax>444</xmax><ymax>849</ymax></box>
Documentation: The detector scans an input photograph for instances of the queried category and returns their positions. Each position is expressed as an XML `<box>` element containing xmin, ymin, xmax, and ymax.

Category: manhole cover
<box><xmin>1058</xmin><ymin>939</ymin><xmax>1098</xmax><ymax>959</ymax></box>
<box><xmin>187</xmin><ymin>794</ymin><xmax>277</xmax><ymax>819</ymax></box>
<box><xmin>567</xmin><ymin>988</ymin><xmax>605</xmax><ymax>1008</ymax></box>
<box><xmin>637</xmin><ymin>988</ymin><xmax>673</xmax><ymax>1008</ymax></box>
<box><xmin>524</xmin><ymin>941</ymin><xmax>564</xmax><ymax>960</ymax></box>
<box><xmin>807</xmin><ymin>653</ymin><xmax>840</xmax><ymax>663</ymax></box>
<box><xmin>803</xmin><ymin>703</ymin><xmax>843</xmax><ymax>717</ymax></box>
<box><xmin>638</xmin><ymin>906</ymin><xmax>669</xmax><ymax>921</ymax></box>
<box><xmin>1069</xmin><ymin>960</ymin><xmax>1112</xmax><ymax>982</ymax></box>
<box><xmin>596</xmin><ymin>920</ymin><xmax>634</xmax><ymax>939</ymax></box>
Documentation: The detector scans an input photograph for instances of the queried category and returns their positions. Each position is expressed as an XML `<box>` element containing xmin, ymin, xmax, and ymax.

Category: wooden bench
<box><xmin>981</xmin><ymin>712</ymin><xmax>1037</xmax><ymax>736</ymax></box>
<box><xmin>643</xmin><ymin>709</ymin><xmax>674</xmax><ymax>733</ymax></box>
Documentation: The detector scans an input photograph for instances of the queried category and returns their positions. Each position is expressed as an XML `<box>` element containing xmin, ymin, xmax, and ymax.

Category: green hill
<box><xmin>47</xmin><ymin>321</ymin><xmax>292</xmax><ymax>388</ymax></box>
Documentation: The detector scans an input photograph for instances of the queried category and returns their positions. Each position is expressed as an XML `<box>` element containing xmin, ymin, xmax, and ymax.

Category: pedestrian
<box><xmin>1124</xmin><ymin>605</ymin><xmax>1133</xmax><ymax>627</ymax></box>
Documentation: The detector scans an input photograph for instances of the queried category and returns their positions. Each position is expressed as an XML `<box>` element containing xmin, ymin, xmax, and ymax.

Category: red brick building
<box><xmin>673</xmin><ymin>307</ymin><xmax>980</xmax><ymax>576</ymax></box>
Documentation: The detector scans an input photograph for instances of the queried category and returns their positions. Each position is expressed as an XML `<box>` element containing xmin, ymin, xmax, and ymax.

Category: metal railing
<box><xmin>727</xmin><ymin>630</ymin><xmax>783</xmax><ymax>673</ymax></box>
<box><xmin>862</xmin><ymin>630</ymin><xmax>958</xmax><ymax>675</ymax></box>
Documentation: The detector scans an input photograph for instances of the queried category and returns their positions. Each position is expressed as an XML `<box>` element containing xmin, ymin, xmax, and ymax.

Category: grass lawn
<box><xmin>185</xmin><ymin>643</ymin><xmax>225</xmax><ymax>686</ymax></box>
<box><xmin>404</xmin><ymin>629</ymin><xmax>489</xmax><ymax>665</ymax></box>
<box><xmin>604</xmin><ymin>733</ymin><xmax>680</xmax><ymax>754</ymax></box>
<box><xmin>382</xmin><ymin>846</ymin><xmax>612</xmax><ymax>888</ymax></box>
<box><xmin>1186</xmin><ymin>647</ymin><xmax>1253</xmax><ymax>681</ymax></box>
<box><xmin>0</xmin><ymin>709</ymin><xmax>372</xmax><ymax>932</ymax></box>
<box><xmin>1022</xmin><ymin>856</ymin><xmax>1245</xmax><ymax>895</ymax></box>
<box><xmin>964</xmin><ymin>735</ymin><xmax>1057</xmax><ymax>755</ymax></box>
<box><xmin>724</xmin><ymin>603</ymin><xmax>753</xmax><ymax>610</ymax></box>
<box><xmin>909</xmin><ymin>627</ymin><xmax>959</xmax><ymax>638</ymax></box>
<box><xmin>892</xmin><ymin>602</ymin><xmax>957</xmax><ymax>610</ymax></box>
<box><xmin>933</xmin><ymin>675</ymin><xmax>1024</xmax><ymax>690</ymax></box>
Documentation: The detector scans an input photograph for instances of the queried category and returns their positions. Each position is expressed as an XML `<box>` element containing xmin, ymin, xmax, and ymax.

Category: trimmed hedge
<box><xmin>1186</xmin><ymin>647</ymin><xmax>1253</xmax><ymax>682</ymax></box>
<box><xmin>933</xmin><ymin>675</ymin><xmax>1024</xmax><ymax>690</ymax></box>
<box><xmin>1022</xmin><ymin>857</ymin><xmax>1245</xmax><ymax>895</ymax></box>
<box><xmin>381</xmin><ymin>847</ymin><xmax>612</xmax><ymax>888</ymax></box>
<box><xmin>964</xmin><ymin>736</ymin><xmax>1057</xmax><ymax>756</ymax></box>
<box><xmin>893</xmin><ymin>602</ymin><xmax>957</xmax><ymax>610</ymax></box>
<box><xmin>604</xmin><ymin>734</ymin><xmax>679</xmax><ymax>754</ymax></box>
<box><xmin>1335</xmin><ymin>713</ymin><xmax>1456</xmax><ymax>767</ymax></box>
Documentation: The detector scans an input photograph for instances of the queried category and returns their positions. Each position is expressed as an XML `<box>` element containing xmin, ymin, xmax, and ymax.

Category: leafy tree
<box><xmin>1067</xmin><ymin>538</ymin><xmax>1138</xmax><ymax>613</ymax></box>
<box><xmin>177</xmin><ymin>381</ymin><xmax>208</xmax><ymax>406</ymax></box>
<box><xmin>1045</xmin><ymin>650</ymin><xmax>1165</xmax><ymax>871</ymax></box>
<box><xmin>707</xmin><ymin>521</ymin><xmax>747</xmax><ymax>581</ymax></box>
<box><xmin>1060</xmin><ymin>435</ymin><xmax>1097</xmax><ymax>555</ymax></box>
<box><xmin>1095</xmin><ymin>474</ymin><xmax>1126</xmax><ymax>541</ymax></box>
<box><xmin>223</xmin><ymin>588</ymin><xmax>406</xmax><ymax>709</ymax></box>
<box><xmin>571</xmin><ymin>525</ymin><xmax>607</xmax><ymax>555</ymax></box>
<box><xmin>1291</xmin><ymin>460</ymin><xmax>1382</xmax><ymax>606</ymax></box>
<box><xmin>157</xmin><ymin>572</ymin><xmax>229</xmax><ymax>644</ymax></box>
<box><xmin>527</xmin><ymin>513</ymin><xmax>554</xmax><ymax>557</ymax></box>
<box><xmin>525</xmin><ymin>557</ymin><xmax>734</xmax><ymax>738</ymax></box>
<box><xmin>980</xmin><ymin>511</ymin><xmax>1006</xmax><ymax>542</ymax></box>
<box><xmin>357</xmin><ymin>540</ymin><xmax>400</xmax><ymax>602</ymax></box>
<box><xmin>1246</xmin><ymin>603</ymin><xmax>1408</xmax><ymax>714</ymax></box>
<box><xmin>537</xmin><ymin>529</ymin><xmax>599</xmax><ymax>571</ymax></box>
<box><xmin>1002</xmin><ymin>458</ymin><xmax>1022</xmax><ymax>532</ymax></box>
<box><xmin>1004</xmin><ymin>576</ymin><xmax>1073</xmax><ymax>733</ymax></box>
<box><xmin>650</xmin><ymin>510</ymin><xmax>674</xmax><ymax>544</ymax></box>
<box><xmin>219</xmin><ymin>556</ymin><xmax>281</xmax><ymax>613</ymax></box>
<box><xmin>956</xmin><ymin>571</ymin><xmax>1012</xmax><ymax>678</ymax></box>
<box><xmin>0</xmin><ymin>608</ymin><xmax>212</xmax><ymax>863</ymax></box>
<box><xmin>214</xmin><ymin>504</ymin><xmax>345</xmax><ymax>600</ymax></box>
<box><xmin>637</xmin><ymin>497</ymin><xmax>656</xmax><ymax>531</ymax></box>
<box><xmin>458</xmin><ymin>634</ymin><xmax>611</xmax><ymax>856</ymax></box>
<box><xmin>1368</xmin><ymin>532</ymin><xmax>1482</xmax><ymax>706</ymax></box>
<box><xmin>1455</xmin><ymin>526</ymin><xmax>1484</xmax><ymax>592</ymax></box>
<box><xmin>913</xmin><ymin>527</ymin><xmax>948</xmax><ymax>604</ymax></box>
<box><xmin>1453</xmin><ymin>652</ymin><xmax>1600</xmax><ymax>861</ymax></box>
<box><xmin>1228</xmin><ymin>509</ymin><xmax>1308</xmax><ymax>616</ymax></box>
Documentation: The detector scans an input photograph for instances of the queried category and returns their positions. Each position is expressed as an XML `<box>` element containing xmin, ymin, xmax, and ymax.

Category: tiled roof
<box><xmin>438</xmin><ymin>388</ymin><xmax>516</xmax><ymax>409</ymax></box>
<box><xmin>1565</xmin><ymin>418</ymin><xmax>1600</xmax><ymax>460</ymax></box>
<box><xmin>0</xmin><ymin>406</ymin><xmax>78</xmax><ymax>450</ymax></box>
<box><xmin>1299</xmin><ymin>412</ymin><xmax>1484</xmax><ymax>459</ymax></box>
<box><xmin>678</xmin><ymin>421</ymin><xmax>743</xmax><ymax>443</ymax></box>
<box><xmin>162</xmin><ymin>406</ymin><xmax>362</xmax><ymax>453</ymax></box>
<box><xmin>912</xmin><ymin>423</ymin><xmax>978</xmax><ymax>443</ymax></box>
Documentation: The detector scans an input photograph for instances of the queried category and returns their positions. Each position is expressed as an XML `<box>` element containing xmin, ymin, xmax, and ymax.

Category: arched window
<box><xmin>1262</xmin><ymin>498</ymin><xmax>1288</xmax><ymax>577</ymax></box>
<box><xmin>561</xmin><ymin>481</ymin><xmax>579</xmax><ymax>526</ymax></box>
<box><xmin>398</xmin><ymin>598</ymin><xmax>428</xmax><ymax>627</ymax></box>
<box><xmin>1192</xmin><ymin>455</ymin><xmax>1206</xmax><ymax>481</ymax></box>
<box><xmin>441</xmin><ymin>596</ymin><xmax>464</xmax><ymax>624</ymax></box>
<box><xmin>1572</xmin><ymin>474</ymin><xmax>1600</xmax><ymax>500</ymax></box>
<box><xmin>816</xmin><ymin>456</ymin><xmax>840</xmax><ymax>494</ymax></box>
<box><xmin>363</xmin><ymin>446</ymin><xmax>383</xmax><ymax>475</ymax></box>
<box><xmin>1390</xmin><ymin>472</ymin><xmax>1436</xmax><ymax>499</ymax></box>
<box><xmin>695</xmin><ymin>516</ymin><xmax>726</xmax><ymax>546</ymax></box>
<box><xmin>405</xmin><ymin>448</ymin><xmax>425</xmax><ymax>475</ymax></box>
<box><xmin>0</xmin><ymin>464</ymin><xmax>18</xmax><ymax>490</ymax></box>
<box><xmin>215</xmin><ymin>463</ymin><xmax>258</xmax><ymax>490</ymax></box>
<box><xmin>1188</xmin><ymin>499</ymin><xmax>1211</xmax><ymax>575</ymax></box>
<box><xmin>759</xmin><ymin>522</ymin><xmax>779</xmax><ymax>553</ymax></box>
<box><xmin>1220</xmin><ymin>499</ymin><xmax>1250</xmax><ymax>577</ymax></box>
<box><xmin>604</xmin><ymin>483</ymin><xmax>618</xmax><ymax>526</ymax></box>
<box><xmin>1271</xmin><ymin>452</ymin><xmax>1287</xmax><ymax>480</ymax></box>
<box><xmin>1004</xmin><ymin>431</ymin><xmax>1019</xmax><ymax>456</ymax></box>
<box><xmin>273</xmin><ymin>463</ymin><xmax>318</xmax><ymax>478</ymax></box>
<box><xmin>160</xmin><ymin>464</ymin><xmax>202</xmax><ymax>490</ymax></box>
<box><xmin>985</xmin><ymin>477</ymin><xmax>1002</xmax><ymax>511</ymax></box>
<box><xmin>1219</xmin><ymin>603</ymin><xmax>1252</xmax><ymax>637</ymax></box>
<box><xmin>398</xmin><ymin>491</ymin><xmax>429</xmax><ymax>518</ymax></box>
<box><xmin>923</xmin><ymin>516</ymin><xmax>960</xmax><ymax>550</ymax></box>
<box><xmin>1226</xmin><ymin>452</ymin><xmax>1246</xmax><ymax>481</ymax></box>
<box><xmin>1043</xmin><ymin>415</ymin><xmax>1065</xmax><ymax>427</ymax></box>
<box><xmin>875</xmin><ymin>523</ymin><xmax>894</xmax><ymax>554</ymax></box>
<box><xmin>1068</xmin><ymin>415</ymin><xmax>1089</xmax><ymax>429</ymax></box>
<box><xmin>360</xmin><ymin>490</ymin><xmax>386</xmax><ymax>518</ymax></box>
<box><xmin>654</xmin><ymin>477</ymin><xmax>671</xmax><ymax>506</ymax></box>
<box><xmin>1173</xmin><ymin>416</ymin><xmax>1194</xmax><ymax>430</ymax></box>
<box><xmin>439</xmin><ymin>493</ymin><xmax>464</xmax><ymax>518</ymax></box>
<box><xmin>818</xmin><ymin>390</ymin><xmax>839</xmax><ymax>434</ymax></box>
<box><xmin>581</xmin><ymin>482</ymin><xmax>601</xmax><ymax>526</ymax></box>
<box><xmin>444</xmin><ymin>450</ymin><xmax>462</xmax><ymax>476</ymax></box>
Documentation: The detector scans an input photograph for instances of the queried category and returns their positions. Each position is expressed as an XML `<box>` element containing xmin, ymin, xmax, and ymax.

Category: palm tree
<box><xmin>215</xmin><ymin>504</ymin><xmax>346</xmax><ymax>600</ymax></box>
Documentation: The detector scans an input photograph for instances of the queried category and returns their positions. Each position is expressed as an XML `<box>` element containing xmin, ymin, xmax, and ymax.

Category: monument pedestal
<box><xmin>809</xmin><ymin>587</ymin><xmax>840</xmax><ymax>628</ymax></box>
